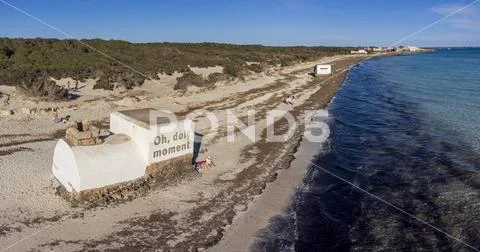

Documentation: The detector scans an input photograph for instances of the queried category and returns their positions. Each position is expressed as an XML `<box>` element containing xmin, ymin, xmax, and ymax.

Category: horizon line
<box><xmin>1</xmin><ymin>36</ymin><xmax>478</xmax><ymax>48</ymax></box>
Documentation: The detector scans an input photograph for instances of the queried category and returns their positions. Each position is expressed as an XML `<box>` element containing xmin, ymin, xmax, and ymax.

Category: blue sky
<box><xmin>0</xmin><ymin>0</ymin><xmax>479</xmax><ymax>46</ymax></box>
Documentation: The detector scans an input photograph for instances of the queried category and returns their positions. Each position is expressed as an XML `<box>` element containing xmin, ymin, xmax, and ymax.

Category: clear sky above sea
<box><xmin>0</xmin><ymin>0</ymin><xmax>479</xmax><ymax>47</ymax></box>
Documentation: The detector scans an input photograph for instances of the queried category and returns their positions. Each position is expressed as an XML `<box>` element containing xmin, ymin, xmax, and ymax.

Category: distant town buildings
<box><xmin>350</xmin><ymin>45</ymin><xmax>428</xmax><ymax>54</ymax></box>
<box><xmin>350</xmin><ymin>49</ymin><xmax>368</xmax><ymax>54</ymax></box>
<box><xmin>407</xmin><ymin>46</ymin><xmax>421</xmax><ymax>52</ymax></box>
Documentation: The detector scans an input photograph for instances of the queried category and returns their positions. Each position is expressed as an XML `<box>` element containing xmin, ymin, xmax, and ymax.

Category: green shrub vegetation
<box><xmin>222</xmin><ymin>63</ymin><xmax>243</xmax><ymax>77</ymax></box>
<box><xmin>0</xmin><ymin>38</ymin><xmax>353</xmax><ymax>98</ymax></box>
<box><xmin>174</xmin><ymin>70</ymin><xmax>205</xmax><ymax>90</ymax></box>
<box><xmin>247</xmin><ymin>63</ymin><xmax>264</xmax><ymax>73</ymax></box>
<box><xmin>207</xmin><ymin>72</ymin><xmax>229</xmax><ymax>83</ymax></box>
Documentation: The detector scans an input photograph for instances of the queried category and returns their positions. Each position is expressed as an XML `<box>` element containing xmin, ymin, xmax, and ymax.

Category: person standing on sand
<box><xmin>284</xmin><ymin>95</ymin><xmax>295</xmax><ymax>106</ymax></box>
<box><xmin>3</xmin><ymin>95</ymin><xmax>9</xmax><ymax>107</ymax></box>
<box><xmin>53</xmin><ymin>109</ymin><xmax>59</xmax><ymax>123</ymax></box>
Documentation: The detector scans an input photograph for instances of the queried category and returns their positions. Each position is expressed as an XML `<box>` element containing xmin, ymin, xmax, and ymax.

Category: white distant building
<box><xmin>407</xmin><ymin>46</ymin><xmax>420</xmax><ymax>52</ymax></box>
<box><xmin>52</xmin><ymin>108</ymin><xmax>194</xmax><ymax>193</ymax></box>
<box><xmin>313</xmin><ymin>64</ymin><xmax>332</xmax><ymax>76</ymax></box>
<box><xmin>350</xmin><ymin>49</ymin><xmax>368</xmax><ymax>54</ymax></box>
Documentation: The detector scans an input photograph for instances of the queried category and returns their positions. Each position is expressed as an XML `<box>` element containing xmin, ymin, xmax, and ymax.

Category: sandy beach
<box><xmin>0</xmin><ymin>54</ymin><xmax>374</xmax><ymax>251</ymax></box>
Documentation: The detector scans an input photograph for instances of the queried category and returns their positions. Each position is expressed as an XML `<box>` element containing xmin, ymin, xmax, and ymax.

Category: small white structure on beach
<box><xmin>350</xmin><ymin>49</ymin><xmax>368</xmax><ymax>54</ymax></box>
<box><xmin>52</xmin><ymin>108</ymin><xmax>194</xmax><ymax>193</ymax></box>
<box><xmin>313</xmin><ymin>64</ymin><xmax>332</xmax><ymax>76</ymax></box>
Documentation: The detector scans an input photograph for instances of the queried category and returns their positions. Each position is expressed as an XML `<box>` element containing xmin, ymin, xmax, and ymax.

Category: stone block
<box><xmin>75</xmin><ymin>131</ymin><xmax>92</xmax><ymax>139</ymax></box>
<box><xmin>20</xmin><ymin>107</ymin><xmax>30</xmax><ymax>114</ymax></box>
<box><xmin>0</xmin><ymin>110</ymin><xmax>11</xmax><ymax>117</ymax></box>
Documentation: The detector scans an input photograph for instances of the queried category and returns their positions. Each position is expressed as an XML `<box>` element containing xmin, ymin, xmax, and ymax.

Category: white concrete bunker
<box><xmin>52</xmin><ymin>108</ymin><xmax>194</xmax><ymax>193</ymax></box>
<box><xmin>313</xmin><ymin>64</ymin><xmax>332</xmax><ymax>76</ymax></box>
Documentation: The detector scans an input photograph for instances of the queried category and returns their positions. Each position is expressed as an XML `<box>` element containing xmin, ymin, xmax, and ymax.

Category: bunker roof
<box><xmin>114</xmin><ymin>108</ymin><xmax>186</xmax><ymax>129</ymax></box>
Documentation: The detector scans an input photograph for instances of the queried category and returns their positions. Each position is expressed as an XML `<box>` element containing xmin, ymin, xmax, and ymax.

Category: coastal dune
<box><xmin>0</xmin><ymin>54</ymin><xmax>371</xmax><ymax>251</ymax></box>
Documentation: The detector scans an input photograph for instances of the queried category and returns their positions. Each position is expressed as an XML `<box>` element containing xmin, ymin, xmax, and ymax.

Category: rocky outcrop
<box><xmin>0</xmin><ymin>109</ymin><xmax>12</xmax><ymax>117</ymax></box>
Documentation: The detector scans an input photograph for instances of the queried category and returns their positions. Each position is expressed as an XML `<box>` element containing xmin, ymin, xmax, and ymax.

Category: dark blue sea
<box><xmin>253</xmin><ymin>48</ymin><xmax>480</xmax><ymax>251</ymax></box>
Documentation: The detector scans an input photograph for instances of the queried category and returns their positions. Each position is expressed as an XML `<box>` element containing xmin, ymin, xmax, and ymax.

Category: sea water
<box><xmin>254</xmin><ymin>49</ymin><xmax>480</xmax><ymax>251</ymax></box>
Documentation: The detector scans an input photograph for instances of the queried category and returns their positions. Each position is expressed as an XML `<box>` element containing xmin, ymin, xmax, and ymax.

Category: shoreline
<box><xmin>0</xmin><ymin>53</ymin><xmax>379</xmax><ymax>251</ymax></box>
<box><xmin>210</xmin><ymin>120</ymin><xmax>324</xmax><ymax>251</ymax></box>
<box><xmin>209</xmin><ymin>55</ymin><xmax>373</xmax><ymax>251</ymax></box>
<box><xmin>225</xmin><ymin>48</ymin><xmax>480</xmax><ymax>251</ymax></box>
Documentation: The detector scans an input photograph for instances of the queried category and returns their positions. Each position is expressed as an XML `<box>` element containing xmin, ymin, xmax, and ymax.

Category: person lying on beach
<box><xmin>194</xmin><ymin>156</ymin><xmax>216</xmax><ymax>173</ymax></box>
<box><xmin>60</xmin><ymin>115</ymin><xmax>71</xmax><ymax>124</ymax></box>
